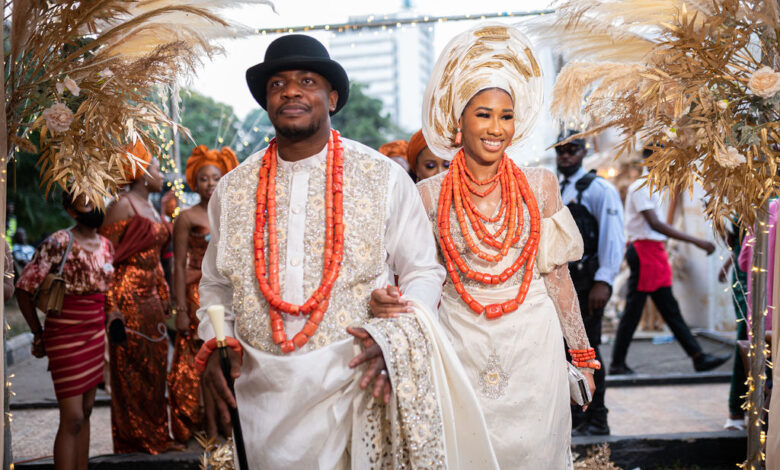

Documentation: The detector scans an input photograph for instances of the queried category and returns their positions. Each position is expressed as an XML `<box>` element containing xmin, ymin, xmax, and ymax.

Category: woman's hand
<box><xmin>369</xmin><ymin>286</ymin><xmax>413</xmax><ymax>319</ymax></box>
<box><xmin>582</xmin><ymin>370</ymin><xmax>597</xmax><ymax>411</ymax></box>
<box><xmin>31</xmin><ymin>332</ymin><xmax>45</xmax><ymax>358</ymax></box>
<box><xmin>175</xmin><ymin>304</ymin><xmax>191</xmax><ymax>336</ymax></box>
<box><xmin>161</xmin><ymin>300</ymin><xmax>173</xmax><ymax>318</ymax></box>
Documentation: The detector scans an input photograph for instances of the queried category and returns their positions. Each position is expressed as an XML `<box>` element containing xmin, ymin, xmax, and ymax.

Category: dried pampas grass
<box><xmin>6</xmin><ymin>0</ymin><xmax>274</xmax><ymax>207</ymax></box>
<box><xmin>196</xmin><ymin>433</ymin><xmax>235</xmax><ymax>470</ymax></box>
<box><xmin>546</xmin><ymin>0</ymin><xmax>780</xmax><ymax>233</ymax></box>
<box><xmin>574</xmin><ymin>444</ymin><xmax>621</xmax><ymax>469</ymax></box>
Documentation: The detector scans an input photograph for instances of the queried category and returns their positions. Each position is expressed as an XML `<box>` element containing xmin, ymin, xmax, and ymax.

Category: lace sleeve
<box><xmin>416</xmin><ymin>176</ymin><xmax>439</xmax><ymax>218</ymax></box>
<box><xmin>537</xmin><ymin>169</ymin><xmax>591</xmax><ymax>350</ymax></box>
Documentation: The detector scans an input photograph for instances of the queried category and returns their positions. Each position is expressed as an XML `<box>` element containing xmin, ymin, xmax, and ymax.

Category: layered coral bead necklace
<box><xmin>254</xmin><ymin>129</ymin><xmax>345</xmax><ymax>353</ymax></box>
<box><xmin>438</xmin><ymin>149</ymin><xmax>540</xmax><ymax>320</ymax></box>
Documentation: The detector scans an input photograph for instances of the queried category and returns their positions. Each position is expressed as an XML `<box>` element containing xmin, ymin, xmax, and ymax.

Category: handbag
<box><xmin>32</xmin><ymin>230</ymin><xmax>74</xmax><ymax>316</ymax></box>
<box><xmin>568</xmin><ymin>362</ymin><xmax>593</xmax><ymax>407</ymax></box>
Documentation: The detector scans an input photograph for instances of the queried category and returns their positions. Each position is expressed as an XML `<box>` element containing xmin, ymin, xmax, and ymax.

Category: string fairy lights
<box><xmin>256</xmin><ymin>10</ymin><xmax>552</xmax><ymax>36</ymax></box>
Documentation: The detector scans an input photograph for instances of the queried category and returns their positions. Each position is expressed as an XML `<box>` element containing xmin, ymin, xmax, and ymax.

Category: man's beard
<box><xmin>557</xmin><ymin>163</ymin><xmax>580</xmax><ymax>177</ymax></box>
<box><xmin>275</xmin><ymin>120</ymin><xmax>321</xmax><ymax>141</ymax></box>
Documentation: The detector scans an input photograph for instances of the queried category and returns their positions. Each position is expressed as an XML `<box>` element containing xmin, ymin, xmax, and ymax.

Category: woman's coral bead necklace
<box><xmin>254</xmin><ymin>129</ymin><xmax>345</xmax><ymax>353</ymax></box>
<box><xmin>438</xmin><ymin>149</ymin><xmax>541</xmax><ymax>320</ymax></box>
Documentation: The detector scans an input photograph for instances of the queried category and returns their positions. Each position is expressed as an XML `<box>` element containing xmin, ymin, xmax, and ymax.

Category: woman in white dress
<box><xmin>373</xmin><ymin>24</ymin><xmax>598</xmax><ymax>469</ymax></box>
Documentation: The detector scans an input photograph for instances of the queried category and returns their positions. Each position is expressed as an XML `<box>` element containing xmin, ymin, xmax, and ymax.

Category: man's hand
<box><xmin>347</xmin><ymin>327</ymin><xmax>392</xmax><ymax>404</ymax></box>
<box><xmin>696</xmin><ymin>240</ymin><xmax>716</xmax><ymax>255</ymax></box>
<box><xmin>370</xmin><ymin>286</ymin><xmax>413</xmax><ymax>319</ymax></box>
<box><xmin>201</xmin><ymin>347</ymin><xmax>242</xmax><ymax>438</ymax></box>
<box><xmin>588</xmin><ymin>282</ymin><xmax>611</xmax><ymax>315</ymax></box>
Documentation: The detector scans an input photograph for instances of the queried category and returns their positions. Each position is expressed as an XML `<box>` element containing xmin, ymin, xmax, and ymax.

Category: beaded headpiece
<box><xmin>422</xmin><ymin>23</ymin><xmax>544</xmax><ymax>160</ymax></box>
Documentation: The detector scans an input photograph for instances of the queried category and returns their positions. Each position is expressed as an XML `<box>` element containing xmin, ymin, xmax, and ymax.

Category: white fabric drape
<box><xmin>233</xmin><ymin>302</ymin><xmax>498</xmax><ymax>469</ymax></box>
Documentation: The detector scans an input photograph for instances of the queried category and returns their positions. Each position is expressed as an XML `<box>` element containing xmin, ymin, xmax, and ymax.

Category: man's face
<box><xmin>555</xmin><ymin>143</ymin><xmax>586</xmax><ymax>177</ymax></box>
<box><xmin>265</xmin><ymin>70</ymin><xmax>338</xmax><ymax>140</ymax></box>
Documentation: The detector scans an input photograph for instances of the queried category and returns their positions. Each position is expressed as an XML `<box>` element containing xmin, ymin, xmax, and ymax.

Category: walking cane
<box><xmin>207</xmin><ymin>305</ymin><xmax>249</xmax><ymax>470</ymax></box>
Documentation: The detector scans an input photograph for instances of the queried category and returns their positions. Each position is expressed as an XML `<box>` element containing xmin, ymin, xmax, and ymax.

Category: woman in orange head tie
<box><xmin>101</xmin><ymin>140</ymin><xmax>181</xmax><ymax>453</ymax></box>
<box><xmin>168</xmin><ymin>145</ymin><xmax>238</xmax><ymax>441</ymax></box>
<box><xmin>407</xmin><ymin>130</ymin><xmax>450</xmax><ymax>182</ymax></box>
<box><xmin>375</xmin><ymin>24</ymin><xmax>598</xmax><ymax>468</ymax></box>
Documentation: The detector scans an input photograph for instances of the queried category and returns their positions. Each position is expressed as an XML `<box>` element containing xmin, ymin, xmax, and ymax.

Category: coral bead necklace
<box><xmin>438</xmin><ymin>149</ymin><xmax>541</xmax><ymax>320</ymax></box>
<box><xmin>254</xmin><ymin>129</ymin><xmax>345</xmax><ymax>353</ymax></box>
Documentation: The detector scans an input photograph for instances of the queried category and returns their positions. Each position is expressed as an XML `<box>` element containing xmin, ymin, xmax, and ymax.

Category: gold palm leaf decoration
<box><xmin>535</xmin><ymin>0</ymin><xmax>780</xmax><ymax>233</ymax></box>
<box><xmin>5</xmin><ymin>0</ymin><xmax>275</xmax><ymax>206</ymax></box>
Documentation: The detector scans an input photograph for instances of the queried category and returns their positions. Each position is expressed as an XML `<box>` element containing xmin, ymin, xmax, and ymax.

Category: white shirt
<box><xmin>559</xmin><ymin>166</ymin><xmax>625</xmax><ymax>285</ymax></box>
<box><xmin>198</xmin><ymin>139</ymin><xmax>446</xmax><ymax>347</ymax></box>
<box><xmin>624</xmin><ymin>177</ymin><xmax>667</xmax><ymax>242</ymax></box>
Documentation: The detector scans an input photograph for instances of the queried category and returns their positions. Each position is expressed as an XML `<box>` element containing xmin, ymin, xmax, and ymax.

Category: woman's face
<box><xmin>71</xmin><ymin>194</ymin><xmax>93</xmax><ymax>214</ymax></box>
<box><xmin>415</xmin><ymin>147</ymin><xmax>450</xmax><ymax>181</ymax></box>
<box><xmin>459</xmin><ymin>88</ymin><xmax>515</xmax><ymax>166</ymax></box>
<box><xmin>195</xmin><ymin>164</ymin><xmax>222</xmax><ymax>202</ymax></box>
<box><xmin>144</xmin><ymin>158</ymin><xmax>164</xmax><ymax>193</ymax></box>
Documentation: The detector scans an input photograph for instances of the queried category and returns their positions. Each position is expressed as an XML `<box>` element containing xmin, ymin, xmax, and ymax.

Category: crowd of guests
<box><xmin>13</xmin><ymin>142</ymin><xmax>238</xmax><ymax>464</ymax></box>
<box><xmin>10</xmin><ymin>84</ymin><xmax>772</xmax><ymax>469</ymax></box>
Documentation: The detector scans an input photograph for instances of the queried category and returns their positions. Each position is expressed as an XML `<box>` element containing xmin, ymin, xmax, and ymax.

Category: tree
<box><xmin>179</xmin><ymin>89</ymin><xmax>241</xmax><ymax>157</ymax></box>
<box><xmin>331</xmin><ymin>83</ymin><xmax>403</xmax><ymax>149</ymax></box>
<box><xmin>238</xmin><ymin>108</ymin><xmax>274</xmax><ymax>160</ymax></box>
<box><xmin>9</xmin><ymin>134</ymin><xmax>70</xmax><ymax>243</ymax></box>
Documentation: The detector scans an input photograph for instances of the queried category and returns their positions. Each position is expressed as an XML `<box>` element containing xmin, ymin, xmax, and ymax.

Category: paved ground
<box><xmin>598</xmin><ymin>330</ymin><xmax>736</xmax><ymax>376</ymax></box>
<box><xmin>7</xmin><ymin>330</ymin><xmax>741</xmax><ymax>464</ymax></box>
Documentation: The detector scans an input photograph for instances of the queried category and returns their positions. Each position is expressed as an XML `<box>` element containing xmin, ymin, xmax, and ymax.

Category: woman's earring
<box><xmin>454</xmin><ymin>128</ymin><xmax>462</xmax><ymax>147</ymax></box>
<box><xmin>144</xmin><ymin>179</ymin><xmax>149</xmax><ymax>188</ymax></box>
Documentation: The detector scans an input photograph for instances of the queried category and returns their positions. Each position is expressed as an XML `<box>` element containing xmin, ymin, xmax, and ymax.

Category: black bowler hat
<box><xmin>246</xmin><ymin>34</ymin><xmax>349</xmax><ymax>115</ymax></box>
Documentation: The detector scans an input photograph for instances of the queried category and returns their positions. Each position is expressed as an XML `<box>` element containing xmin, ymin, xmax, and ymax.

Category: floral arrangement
<box><xmin>5</xmin><ymin>0</ymin><xmax>274</xmax><ymax>206</ymax></box>
<box><xmin>533</xmin><ymin>0</ymin><xmax>780</xmax><ymax>233</ymax></box>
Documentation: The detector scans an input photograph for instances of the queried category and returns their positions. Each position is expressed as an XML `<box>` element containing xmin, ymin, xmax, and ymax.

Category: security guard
<box><xmin>556</xmin><ymin>132</ymin><xmax>625</xmax><ymax>436</ymax></box>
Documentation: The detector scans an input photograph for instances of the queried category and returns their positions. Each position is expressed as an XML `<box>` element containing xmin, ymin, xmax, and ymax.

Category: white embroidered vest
<box><xmin>216</xmin><ymin>138</ymin><xmax>391</xmax><ymax>354</ymax></box>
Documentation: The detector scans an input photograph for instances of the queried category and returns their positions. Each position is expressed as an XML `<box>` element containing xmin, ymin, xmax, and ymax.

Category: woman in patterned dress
<box><xmin>168</xmin><ymin>145</ymin><xmax>237</xmax><ymax>442</ymax></box>
<box><xmin>101</xmin><ymin>142</ymin><xmax>179</xmax><ymax>453</ymax></box>
<box><xmin>17</xmin><ymin>191</ymin><xmax>114</xmax><ymax>469</ymax></box>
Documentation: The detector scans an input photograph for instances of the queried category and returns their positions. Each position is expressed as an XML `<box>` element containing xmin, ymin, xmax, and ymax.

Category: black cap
<box><xmin>555</xmin><ymin>129</ymin><xmax>586</xmax><ymax>151</ymax></box>
<box><xmin>246</xmin><ymin>34</ymin><xmax>350</xmax><ymax>115</ymax></box>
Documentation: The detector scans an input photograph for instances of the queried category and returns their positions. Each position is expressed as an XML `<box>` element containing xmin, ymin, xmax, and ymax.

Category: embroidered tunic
<box><xmin>199</xmin><ymin>139</ymin><xmax>444</xmax><ymax>352</ymax></box>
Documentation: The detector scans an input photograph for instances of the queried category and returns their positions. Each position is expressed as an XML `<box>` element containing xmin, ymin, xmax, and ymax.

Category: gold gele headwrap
<box><xmin>422</xmin><ymin>23</ymin><xmax>544</xmax><ymax>160</ymax></box>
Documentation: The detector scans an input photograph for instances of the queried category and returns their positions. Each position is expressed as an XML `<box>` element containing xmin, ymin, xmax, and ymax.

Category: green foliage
<box><xmin>179</xmin><ymin>89</ymin><xmax>241</xmax><ymax>157</ymax></box>
<box><xmin>332</xmin><ymin>83</ymin><xmax>403</xmax><ymax>149</ymax></box>
<box><xmin>9</xmin><ymin>137</ymin><xmax>70</xmax><ymax>243</ymax></box>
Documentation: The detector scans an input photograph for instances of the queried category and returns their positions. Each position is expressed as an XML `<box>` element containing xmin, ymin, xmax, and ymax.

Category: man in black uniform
<box><xmin>556</xmin><ymin>132</ymin><xmax>625</xmax><ymax>436</ymax></box>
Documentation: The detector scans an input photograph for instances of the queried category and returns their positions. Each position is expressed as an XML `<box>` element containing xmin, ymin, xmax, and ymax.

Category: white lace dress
<box><xmin>418</xmin><ymin>167</ymin><xmax>591</xmax><ymax>469</ymax></box>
